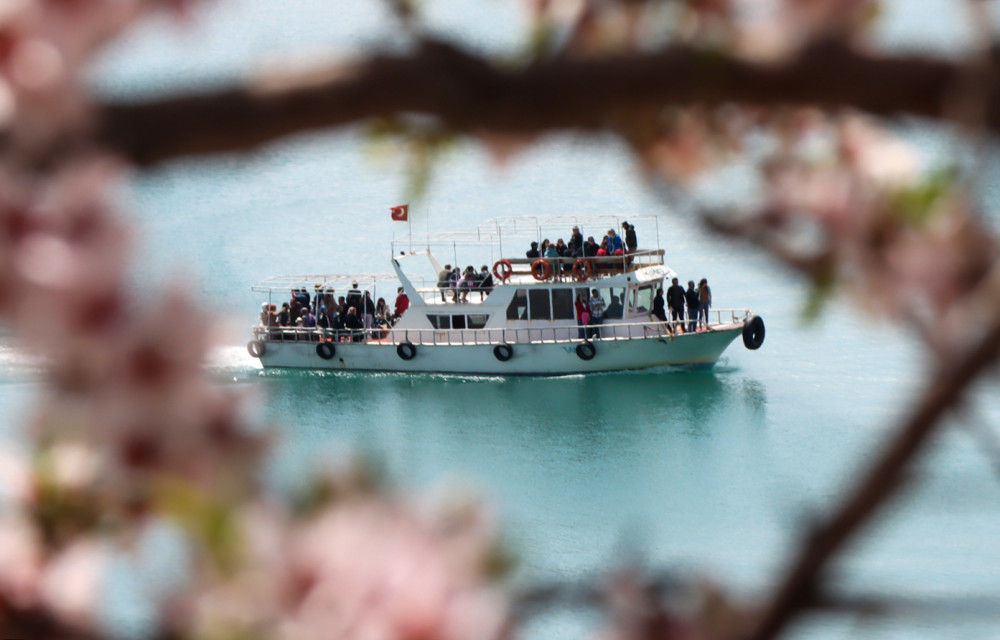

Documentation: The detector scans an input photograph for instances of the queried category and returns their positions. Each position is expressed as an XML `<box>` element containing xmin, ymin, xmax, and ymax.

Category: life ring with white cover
<box><xmin>247</xmin><ymin>340</ymin><xmax>265</xmax><ymax>358</ymax></box>
<box><xmin>575</xmin><ymin>341</ymin><xmax>596</xmax><ymax>361</ymax></box>
<box><xmin>397</xmin><ymin>341</ymin><xmax>417</xmax><ymax>360</ymax></box>
<box><xmin>742</xmin><ymin>315</ymin><xmax>765</xmax><ymax>350</ymax></box>
<box><xmin>316</xmin><ymin>342</ymin><xmax>336</xmax><ymax>360</ymax></box>
<box><xmin>572</xmin><ymin>259</ymin><xmax>593</xmax><ymax>282</ymax></box>
<box><xmin>492</xmin><ymin>259</ymin><xmax>513</xmax><ymax>282</ymax></box>
<box><xmin>493</xmin><ymin>343</ymin><xmax>513</xmax><ymax>362</ymax></box>
<box><xmin>531</xmin><ymin>259</ymin><xmax>552</xmax><ymax>281</ymax></box>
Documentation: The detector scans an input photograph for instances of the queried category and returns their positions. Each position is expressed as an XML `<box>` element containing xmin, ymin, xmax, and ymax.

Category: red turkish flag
<box><xmin>390</xmin><ymin>204</ymin><xmax>409</xmax><ymax>221</ymax></box>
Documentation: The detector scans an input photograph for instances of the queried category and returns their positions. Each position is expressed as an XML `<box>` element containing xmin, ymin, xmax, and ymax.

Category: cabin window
<box><xmin>506</xmin><ymin>289</ymin><xmax>528</xmax><ymax>320</ymax></box>
<box><xmin>552</xmin><ymin>288</ymin><xmax>574</xmax><ymax>320</ymax></box>
<box><xmin>634</xmin><ymin>285</ymin><xmax>654</xmax><ymax>313</ymax></box>
<box><xmin>528</xmin><ymin>289</ymin><xmax>551</xmax><ymax>320</ymax></box>
<box><xmin>428</xmin><ymin>314</ymin><xmax>451</xmax><ymax>329</ymax></box>
<box><xmin>604</xmin><ymin>288</ymin><xmax>625</xmax><ymax>319</ymax></box>
<box><xmin>429</xmin><ymin>314</ymin><xmax>489</xmax><ymax>329</ymax></box>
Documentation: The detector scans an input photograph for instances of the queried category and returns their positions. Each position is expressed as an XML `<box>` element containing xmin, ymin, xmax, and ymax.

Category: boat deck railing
<box><xmin>501</xmin><ymin>249</ymin><xmax>665</xmax><ymax>279</ymax></box>
<box><xmin>253</xmin><ymin>309</ymin><xmax>752</xmax><ymax>347</ymax></box>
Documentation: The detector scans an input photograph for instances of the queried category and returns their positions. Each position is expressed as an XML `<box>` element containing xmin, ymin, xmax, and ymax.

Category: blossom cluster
<box><xmin>0</xmin><ymin>3</ymin><xmax>510</xmax><ymax>640</ymax></box>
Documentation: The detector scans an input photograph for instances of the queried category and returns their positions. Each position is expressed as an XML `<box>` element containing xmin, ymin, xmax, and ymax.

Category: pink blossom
<box><xmin>0</xmin><ymin>514</ymin><xmax>43</xmax><ymax>608</ymax></box>
<box><xmin>39</xmin><ymin>537</ymin><xmax>106</xmax><ymax>628</ymax></box>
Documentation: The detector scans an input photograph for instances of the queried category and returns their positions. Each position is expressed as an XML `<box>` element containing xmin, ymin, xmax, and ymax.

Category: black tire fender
<box><xmin>493</xmin><ymin>343</ymin><xmax>513</xmax><ymax>362</ymax></box>
<box><xmin>247</xmin><ymin>339</ymin><xmax>265</xmax><ymax>358</ymax></box>
<box><xmin>575</xmin><ymin>341</ymin><xmax>596</xmax><ymax>361</ymax></box>
<box><xmin>316</xmin><ymin>342</ymin><xmax>336</xmax><ymax>360</ymax></box>
<box><xmin>397</xmin><ymin>341</ymin><xmax>417</xmax><ymax>360</ymax></box>
<box><xmin>742</xmin><ymin>315</ymin><xmax>765</xmax><ymax>350</ymax></box>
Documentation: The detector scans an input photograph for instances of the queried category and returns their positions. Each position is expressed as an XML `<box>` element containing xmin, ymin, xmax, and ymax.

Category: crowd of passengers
<box><xmin>435</xmin><ymin>264</ymin><xmax>496</xmax><ymax>303</ymax></box>
<box><xmin>526</xmin><ymin>221</ymin><xmax>637</xmax><ymax>260</ymax></box>
<box><xmin>259</xmin><ymin>283</ymin><xmax>410</xmax><ymax>342</ymax></box>
<box><xmin>576</xmin><ymin>276</ymin><xmax>714</xmax><ymax>339</ymax></box>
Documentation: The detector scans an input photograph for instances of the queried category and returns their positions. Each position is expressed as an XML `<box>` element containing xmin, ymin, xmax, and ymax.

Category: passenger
<box><xmin>526</xmin><ymin>242</ymin><xmax>540</xmax><ymax>259</ymax></box>
<box><xmin>460</xmin><ymin>266</ymin><xmax>477</xmax><ymax>302</ymax></box>
<box><xmin>597</xmin><ymin>237</ymin><xmax>609</xmax><ymax>257</ymax></box>
<box><xmin>622</xmin><ymin>221</ymin><xmax>637</xmax><ymax>253</ymax></box>
<box><xmin>374</xmin><ymin>297</ymin><xmax>391</xmax><ymax>339</ymax></box>
<box><xmin>685</xmin><ymin>280</ymin><xmax>699</xmax><ymax>332</ymax></box>
<box><xmin>652</xmin><ymin>288</ymin><xmax>667</xmax><ymax>322</ymax></box>
<box><xmin>346</xmin><ymin>283</ymin><xmax>362</xmax><ymax>316</ymax></box>
<box><xmin>605</xmin><ymin>228</ymin><xmax>623</xmax><ymax>255</ymax></box>
<box><xmin>375</xmin><ymin>297</ymin><xmax>391</xmax><ymax>322</ymax></box>
<box><xmin>698</xmin><ymin>278</ymin><xmax>712</xmax><ymax>328</ymax></box>
<box><xmin>312</xmin><ymin>284</ymin><xmax>324</xmax><ymax>313</ymax></box>
<box><xmin>301</xmin><ymin>307</ymin><xmax>317</xmax><ymax>328</ymax></box>
<box><xmin>575</xmin><ymin>292</ymin><xmax>590</xmax><ymax>340</ymax></box>
<box><xmin>554</xmin><ymin>238</ymin><xmax>569</xmax><ymax>272</ymax></box>
<box><xmin>543</xmin><ymin>240</ymin><xmax>558</xmax><ymax>258</ymax></box>
<box><xmin>437</xmin><ymin>264</ymin><xmax>452</xmax><ymax>301</ymax></box>
<box><xmin>259</xmin><ymin>302</ymin><xmax>271</xmax><ymax>326</ymax></box>
<box><xmin>588</xmin><ymin>288</ymin><xmax>606</xmax><ymax>339</ymax></box>
<box><xmin>667</xmin><ymin>277</ymin><xmax>686</xmax><ymax>325</ymax></box>
<box><xmin>478</xmin><ymin>265</ymin><xmax>494</xmax><ymax>300</ymax></box>
<box><xmin>317</xmin><ymin>305</ymin><xmax>332</xmax><ymax>330</ymax></box>
<box><xmin>276</xmin><ymin>302</ymin><xmax>291</xmax><ymax>327</ymax></box>
<box><xmin>605</xmin><ymin>292</ymin><xmax>623</xmax><ymax>319</ymax></box>
<box><xmin>332</xmin><ymin>304</ymin><xmax>347</xmax><ymax>340</ymax></box>
<box><xmin>336</xmin><ymin>296</ymin><xmax>347</xmax><ymax>317</ymax></box>
<box><xmin>292</xmin><ymin>288</ymin><xmax>310</xmax><ymax>308</ymax></box>
<box><xmin>583</xmin><ymin>236</ymin><xmax>599</xmax><ymax>258</ymax></box>
<box><xmin>344</xmin><ymin>306</ymin><xmax>364</xmax><ymax>342</ymax></box>
<box><xmin>362</xmin><ymin>290</ymin><xmax>376</xmax><ymax>332</ymax></box>
<box><xmin>393</xmin><ymin>286</ymin><xmax>409</xmax><ymax>322</ymax></box>
<box><xmin>319</xmin><ymin>286</ymin><xmax>336</xmax><ymax>314</ymax></box>
<box><xmin>568</xmin><ymin>226</ymin><xmax>584</xmax><ymax>258</ymax></box>
<box><xmin>449</xmin><ymin>267</ymin><xmax>461</xmax><ymax>302</ymax></box>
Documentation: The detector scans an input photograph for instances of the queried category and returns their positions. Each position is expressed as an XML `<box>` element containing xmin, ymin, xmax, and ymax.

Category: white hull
<box><xmin>257</xmin><ymin>325</ymin><xmax>744</xmax><ymax>375</ymax></box>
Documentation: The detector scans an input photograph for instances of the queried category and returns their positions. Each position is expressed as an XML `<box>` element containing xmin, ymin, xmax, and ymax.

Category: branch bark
<box><xmin>89</xmin><ymin>39</ymin><xmax>988</xmax><ymax>167</ymax></box>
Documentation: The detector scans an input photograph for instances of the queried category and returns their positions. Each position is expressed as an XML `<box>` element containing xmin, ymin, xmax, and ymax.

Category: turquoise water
<box><xmin>3</xmin><ymin>1</ymin><xmax>1000</xmax><ymax>638</ymax></box>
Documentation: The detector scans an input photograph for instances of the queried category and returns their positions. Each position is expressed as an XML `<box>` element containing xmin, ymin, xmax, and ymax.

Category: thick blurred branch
<box><xmin>90</xmin><ymin>39</ymin><xmax>990</xmax><ymax>167</ymax></box>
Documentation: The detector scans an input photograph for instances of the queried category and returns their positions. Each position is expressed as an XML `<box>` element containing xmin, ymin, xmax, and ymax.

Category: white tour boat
<box><xmin>247</xmin><ymin>216</ymin><xmax>765</xmax><ymax>375</ymax></box>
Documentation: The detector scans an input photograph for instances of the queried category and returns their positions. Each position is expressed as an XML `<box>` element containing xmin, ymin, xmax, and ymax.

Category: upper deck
<box><xmin>250</xmin><ymin>216</ymin><xmax>682</xmax><ymax>309</ymax></box>
<box><xmin>387</xmin><ymin>214</ymin><xmax>669</xmax><ymax>305</ymax></box>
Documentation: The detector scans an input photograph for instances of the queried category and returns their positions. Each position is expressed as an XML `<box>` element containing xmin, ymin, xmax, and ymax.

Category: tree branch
<box><xmin>745</xmin><ymin>305</ymin><xmax>1000</xmax><ymax>640</ymax></box>
<box><xmin>88</xmin><ymin>39</ymin><xmax>988</xmax><ymax>167</ymax></box>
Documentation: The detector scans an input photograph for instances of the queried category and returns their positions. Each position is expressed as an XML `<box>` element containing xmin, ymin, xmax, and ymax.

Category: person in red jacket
<box><xmin>393</xmin><ymin>286</ymin><xmax>409</xmax><ymax>324</ymax></box>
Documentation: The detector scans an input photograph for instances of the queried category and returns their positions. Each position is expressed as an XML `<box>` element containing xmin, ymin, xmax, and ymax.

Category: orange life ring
<box><xmin>531</xmin><ymin>259</ymin><xmax>552</xmax><ymax>281</ymax></box>
<box><xmin>492</xmin><ymin>259</ymin><xmax>513</xmax><ymax>282</ymax></box>
<box><xmin>572</xmin><ymin>258</ymin><xmax>593</xmax><ymax>282</ymax></box>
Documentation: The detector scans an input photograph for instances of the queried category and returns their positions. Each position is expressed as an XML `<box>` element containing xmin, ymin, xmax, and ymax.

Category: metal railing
<box><xmin>253</xmin><ymin>309</ymin><xmax>751</xmax><ymax>347</ymax></box>
<box><xmin>412</xmin><ymin>251</ymin><xmax>668</xmax><ymax>306</ymax></box>
<box><xmin>502</xmin><ymin>249</ymin><xmax>665</xmax><ymax>277</ymax></box>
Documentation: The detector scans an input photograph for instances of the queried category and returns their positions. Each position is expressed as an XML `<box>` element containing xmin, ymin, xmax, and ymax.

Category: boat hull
<box><xmin>256</xmin><ymin>326</ymin><xmax>743</xmax><ymax>375</ymax></box>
